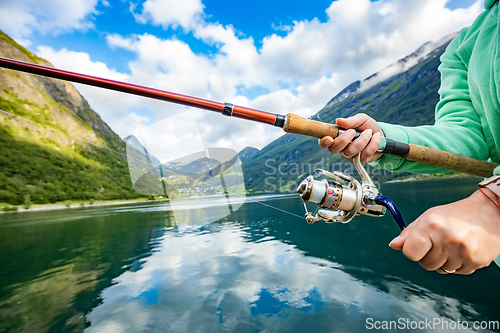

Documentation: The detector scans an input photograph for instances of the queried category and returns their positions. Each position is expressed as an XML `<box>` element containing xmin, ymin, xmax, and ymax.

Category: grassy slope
<box><xmin>0</xmin><ymin>30</ymin><xmax>142</xmax><ymax>206</ymax></box>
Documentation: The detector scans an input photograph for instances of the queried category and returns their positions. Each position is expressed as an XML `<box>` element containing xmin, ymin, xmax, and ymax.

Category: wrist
<box><xmin>471</xmin><ymin>188</ymin><xmax>500</xmax><ymax>264</ymax></box>
<box><xmin>479</xmin><ymin>175</ymin><xmax>500</xmax><ymax>196</ymax></box>
<box><xmin>477</xmin><ymin>175</ymin><xmax>500</xmax><ymax>210</ymax></box>
<box><xmin>471</xmin><ymin>188</ymin><xmax>500</xmax><ymax>213</ymax></box>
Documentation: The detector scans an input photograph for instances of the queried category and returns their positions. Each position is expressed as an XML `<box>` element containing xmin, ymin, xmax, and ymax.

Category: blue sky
<box><xmin>0</xmin><ymin>0</ymin><xmax>483</xmax><ymax>154</ymax></box>
<box><xmin>19</xmin><ymin>0</ymin><xmax>340</xmax><ymax>73</ymax></box>
<box><xmin>18</xmin><ymin>0</ymin><xmax>477</xmax><ymax>72</ymax></box>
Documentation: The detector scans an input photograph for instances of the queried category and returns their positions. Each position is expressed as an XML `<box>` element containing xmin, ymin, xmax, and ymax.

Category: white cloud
<box><xmin>131</xmin><ymin>0</ymin><xmax>205</xmax><ymax>30</ymax></box>
<box><xmin>85</xmin><ymin>224</ymin><xmax>469</xmax><ymax>332</ymax></box>
<box><xmin>256</xmin><ymin>0</ymin><xmax>482</xmax><ymax>86</ymax></box>
<box><xmin>34</xmin><ymin>0</ymin><xmax>483</xmax><ymax>153</ymax></box>
<box><xmin>357</xmin><ymin>32</ymin><xmax>459</xmax><ymax>92</ymax></box>
<box><xmin>37</xmin><ymin>46</ymin><xmax>128</xmax><ymax>80</ymax></box>
<box><xmin>106</xmin><ymin>33</ymin><xmax>137</xmax><ymax>51</ymax></box>
<box><xmin>0</xmin><ymin>0</ymin><xmax>100</xmax><ymax>45</ymax></box>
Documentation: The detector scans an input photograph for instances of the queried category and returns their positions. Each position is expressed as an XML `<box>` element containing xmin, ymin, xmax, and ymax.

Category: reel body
<box><xmin>296</xmin><ymin>155</ymin><xmax>385</xmax><ymax>224</ymax></box>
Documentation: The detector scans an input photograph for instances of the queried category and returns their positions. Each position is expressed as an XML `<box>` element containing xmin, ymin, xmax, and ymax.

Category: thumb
<box><xmin>389</xmin><ymin>234</ymin><xmax>406</xmax><ymax>250</ymax></box>
<box><xmin>389</xmin><ymin>223</ymin><xmax>415</xmax><ymax>250</ymax></box>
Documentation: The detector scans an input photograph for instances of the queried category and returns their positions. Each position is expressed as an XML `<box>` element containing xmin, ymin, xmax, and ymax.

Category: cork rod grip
<box><xmin>405</xmin><ymin>144</ymin><xmax>498</xmax><ymax>178</ymax></box>
<box><xmin>281</xmin><ymin>114</ymin><xmax>498</xmax><ymax>177</ymax></box>
<box><xmin>283</xmin><ymin>113</ymin><xmax>339</xmax><ymax>138</ymax></box>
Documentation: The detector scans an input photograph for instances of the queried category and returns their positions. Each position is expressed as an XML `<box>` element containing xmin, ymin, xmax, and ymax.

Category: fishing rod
<box><xmin>0</xmin><ymin>57</ymin><xmax>497</xmax><ymax>179</ymax></box>
<box><xmin>0</xmin><ymin>57</ymin><xmax>494</xmax><ymax>230</ymax></box>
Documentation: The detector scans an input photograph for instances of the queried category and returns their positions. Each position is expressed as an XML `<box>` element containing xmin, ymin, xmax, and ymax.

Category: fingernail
<box><xmin>389</xmin><ymin>236</ymin><xmax>401</xmax><ymax>247</ymax></box>
<box><xmin>366</xmin><ymin>129</ymin><xmax>373</xmax><ymax>136</ymax></box>
<box><xmin>373</xmin><ymin>132</ymin><xmax>380</xmax><ymax>140</ymax></box>
<box><xmin>348</xmin><ymin>129</ymin><xmax>356</xmax><ymax>136</ymax></box>
<box><xmin>325</xmin><ymin>138</ymin><xmax>333</xmax><ymax>145</ymax></box>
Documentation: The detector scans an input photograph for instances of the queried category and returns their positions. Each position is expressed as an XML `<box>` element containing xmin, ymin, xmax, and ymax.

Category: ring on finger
<box><xmin>340</xmin><ymin>151</ymin><xmax>349</xmax><ymax>159</ymax></box>
<box><xmin>440</xmin><ymin>267</ymin><xmax>456</xmax><ymax>274</ymax></box>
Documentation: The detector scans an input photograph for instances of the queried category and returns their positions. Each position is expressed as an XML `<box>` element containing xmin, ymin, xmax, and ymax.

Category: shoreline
<box><xmin>0</xmin><ymin>198</ymin><xmax>170</xmax><ymax>214</ymax></box>
<box><xmin>0</xmin><ymin>175</ymin><xmax>480</xmax><ymax>215</ymax></box>
<box><xmin>1</xmin><ymin>192</ymin><xmax>300</xmax><ymax>215</ymax></box>
<box><xmin>384</xmin><ymin>173</ymin><xmax>482</xmax><ymax>184</ymax></box>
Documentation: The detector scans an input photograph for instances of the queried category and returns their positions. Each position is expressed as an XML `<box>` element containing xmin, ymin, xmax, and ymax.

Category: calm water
<box><xmin>0</xmin><ymin>177</ymin><xmax>499</xmax><ymax>333</ymax></box>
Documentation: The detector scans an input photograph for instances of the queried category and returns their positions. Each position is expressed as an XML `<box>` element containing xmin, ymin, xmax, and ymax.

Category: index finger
<box><xmin>336</xmin><ymin>113</ymin><xmax>380</xmax><ymax>133</ymax></box>
<box><xmin>318</xmin><ymin>136</ymin><xmax>334</xmax><ymax>149</ymax></box>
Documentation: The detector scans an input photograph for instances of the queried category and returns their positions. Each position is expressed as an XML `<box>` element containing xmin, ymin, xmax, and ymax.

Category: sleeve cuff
<box><xmin>495</xmin><ymin>255</ymin><xmax>500</xmax><ymax>267</ymax></box>
<box><xmin>369</xmin><ymin>122</ymin><xmax>409</xmax><ymax>171</ymax></box>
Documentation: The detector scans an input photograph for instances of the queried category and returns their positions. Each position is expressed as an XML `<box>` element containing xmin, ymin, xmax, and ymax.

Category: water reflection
<box><xmin>85</xmin><ymin>220</ymin><xmax>493</xmax><ymax>333</ymax></box>
<box><xmin>0</xmin><ymin>263</ymin><xmax>102</xmax><ymax>332</ymax></box>
<box><xmin>0</xmin><ymin>203</ymin><xmax>167</xmax><ymax>332</ymax></box>
<box><xmin>0</xmin><ymin>178</ymin><xmax>499</xmax><ymax>332</ymax></box>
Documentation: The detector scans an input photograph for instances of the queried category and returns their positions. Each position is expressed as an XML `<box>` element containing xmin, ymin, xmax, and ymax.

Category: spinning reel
<box><xmin>296</xmin><ymin>154</ymin><xmax>406</xmax><ymax>230</ymax></box>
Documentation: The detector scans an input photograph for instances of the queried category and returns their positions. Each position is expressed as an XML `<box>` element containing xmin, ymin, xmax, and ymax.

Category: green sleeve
<box><xmin>370</xmin><ymin>30</ymin><xmax>490</xmax><ymax>174</ymax></box>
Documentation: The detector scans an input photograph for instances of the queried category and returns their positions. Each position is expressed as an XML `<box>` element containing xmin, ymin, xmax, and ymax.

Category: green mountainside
<box><xmin>239</xmin><ymin>147</ymin><xmax>259</xmax><ymax>163</ymax></box>
<box><xmin>242</xmin><ymin>40</ymin><xmax>451</xmax><ymax>193</ymax></box>
<box><xmin>0</xmin><ymin>30</ymin><xmax>141</xmax><ymax>206</ymax></box>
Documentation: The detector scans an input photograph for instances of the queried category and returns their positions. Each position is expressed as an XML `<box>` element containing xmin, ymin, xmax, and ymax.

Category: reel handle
<box><xmin>283</xmin><ymin>113</ymin><xmax>498</xmax><ymax>178</ymax></box>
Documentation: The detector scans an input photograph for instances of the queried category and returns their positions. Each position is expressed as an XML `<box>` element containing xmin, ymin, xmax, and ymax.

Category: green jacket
<box><xmin>373</xmin><ymin>0</ymin><xmax>500</xmax><ymax>175</ymax></box>
<box><xmin>372</xmin><ymin>0</ymin><xmax>500</xmax><ymax>266</ymax></box>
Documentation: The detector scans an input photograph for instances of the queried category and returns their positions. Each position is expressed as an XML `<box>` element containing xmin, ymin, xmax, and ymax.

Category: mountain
<box><xmin>242</xmin><ymin>36</ymin><xmax>454</xmax><ymax>193</ymax></box>
<box><xmin>124</xmin><ymin>134</ymin><xmax>245</xmax><ymax>199</ymax></box>
<box><xmin>163</xmin><ymin>151</ymin><xmax>221</xmax><ymax>175</ymax></box>
<box><xmin>0</xmin><ymin>30</ymin><xmax>141</xmax><ymax>206</ymax></box>
<box><xmin>239</xmin><ymin>147</ymin><xmax>259</xmax><ymax>163</ymax></box>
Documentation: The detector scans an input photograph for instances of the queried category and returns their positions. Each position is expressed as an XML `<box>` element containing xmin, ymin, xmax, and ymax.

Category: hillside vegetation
<box><xmin>0</xmin><ymin>30</ymin><xmax>141</xmax><ymax>206</ymax></box>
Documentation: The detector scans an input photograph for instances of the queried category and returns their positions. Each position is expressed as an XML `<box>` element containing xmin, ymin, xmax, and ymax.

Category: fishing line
<box><xmin>0</xmin><ymin>108</ymin><xmax>304</xmax><ymax>220</ymax></box>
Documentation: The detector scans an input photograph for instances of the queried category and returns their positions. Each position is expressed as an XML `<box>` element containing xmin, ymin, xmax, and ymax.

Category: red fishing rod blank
<box><xmin>0</xmin><ymin>57</ymin><xmax>284</xmax><ymax>127</ymax></box>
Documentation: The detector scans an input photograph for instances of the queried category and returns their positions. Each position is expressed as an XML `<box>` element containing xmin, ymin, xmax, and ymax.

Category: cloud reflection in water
<box><xmin>85</xmin><ymin>222</ymin><xmax>484</xmax><ymax>333</ymax></box>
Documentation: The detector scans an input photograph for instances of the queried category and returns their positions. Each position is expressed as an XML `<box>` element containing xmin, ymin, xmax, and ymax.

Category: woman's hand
<box><xmin>318</xmin><ymin>113</ymin><xmax>385</xmax><ymax>163</ymax></box>
<box><xmin>389</xmin><ymin>188</ymin><xmax>500</xmax><ymax>275</ymax></box>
